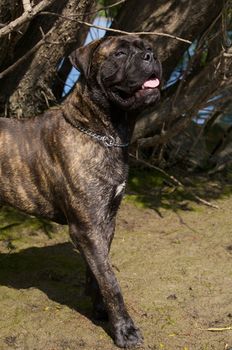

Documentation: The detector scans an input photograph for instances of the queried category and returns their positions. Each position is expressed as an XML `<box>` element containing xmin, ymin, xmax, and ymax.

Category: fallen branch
<box><xmin>192</xmin><ymin>195</ymin><xmax>219</xmax><ymax>209</ymax></box>
<box><xmin>129</xmin><ymin>153</ymin><xmax>219</xmax><ymax>209</ymax></box>
<box><xmin>129</xmin><ymin>153</ymin><xmax>182</xmax><ymax>187</ymax></box>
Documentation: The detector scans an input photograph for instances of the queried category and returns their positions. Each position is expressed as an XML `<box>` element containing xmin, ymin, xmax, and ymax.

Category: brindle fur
<box><xmin>0</xmin><ymin>35</ymin><xmax>161</xmax><ymax>348</ymax></box>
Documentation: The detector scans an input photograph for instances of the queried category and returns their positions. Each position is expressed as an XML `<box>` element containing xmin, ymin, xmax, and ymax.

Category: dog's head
<box><xmin>70</xmin><ymin>35</ymin><xmax>162</xmax><ymax>111</ymax></box>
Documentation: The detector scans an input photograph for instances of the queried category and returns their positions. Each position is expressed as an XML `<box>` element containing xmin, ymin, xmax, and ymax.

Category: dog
<box><xmin>0</xmin><ymin>35</ymin><xmax>162</xmax><ymax>348</ymax></box>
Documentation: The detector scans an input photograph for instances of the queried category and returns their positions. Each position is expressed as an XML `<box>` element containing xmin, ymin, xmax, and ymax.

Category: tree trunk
<box><xmin>0</xmin><ymin>0</ymin><xmax>95</xmax><ymax>118</ymax></box>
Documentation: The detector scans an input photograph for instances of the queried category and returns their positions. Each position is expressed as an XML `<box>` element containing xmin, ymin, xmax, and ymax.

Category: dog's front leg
<box><xmin>85</xmin><ymin>218</ymin><xmax>116</xmax><ymax>321</ymax></box>
<box><xmin>85</xmin><ymin>266</ymin><xmax>107</xmax><ymax>320</ymax></box>
<box><xmin>69</xmin><ymin>222</ymin><xmax>143</xmax><ymax>348</ymax></box>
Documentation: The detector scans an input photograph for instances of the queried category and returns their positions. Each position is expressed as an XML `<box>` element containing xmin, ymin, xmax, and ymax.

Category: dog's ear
<box><xmin>69</xmin><ymin>39</ymin><xmax>103</xmax><ymax>78</ymax></box>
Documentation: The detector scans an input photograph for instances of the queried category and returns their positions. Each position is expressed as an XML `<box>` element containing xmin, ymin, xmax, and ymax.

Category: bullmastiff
<box><xmin>0</xmin><ymin>35</ymin><xmax>162</xmax><ymax>348</ymax></box>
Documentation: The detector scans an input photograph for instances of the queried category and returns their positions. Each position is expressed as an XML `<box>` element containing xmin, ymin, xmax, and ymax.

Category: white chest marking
<box><xmin>115</xmin><ymin>181</ymin><xmax>126</xmax><ymax>198</ymax></box>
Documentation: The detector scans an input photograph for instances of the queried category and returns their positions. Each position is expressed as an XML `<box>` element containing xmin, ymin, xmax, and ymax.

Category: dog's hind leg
<box><xmin>69</xmin><ymin>221</ymin><xmax>143</xmax><ymax>348</ymax></box>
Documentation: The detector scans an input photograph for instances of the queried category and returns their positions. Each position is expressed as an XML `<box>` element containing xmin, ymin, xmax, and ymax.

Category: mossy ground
<box><xmin>0</xmin><ymin>168</ymin><xmax>232</xmax><ymax>350</ymax></box>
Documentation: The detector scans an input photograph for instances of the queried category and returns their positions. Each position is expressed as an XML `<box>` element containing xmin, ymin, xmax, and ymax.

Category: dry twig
<box><xmin>203</xmin><ymin>326</ymin><xmax>232</xmax><ymax>332</ymax></box>
<box><xmin>75</xmin><ymin>19</ymin><xmax>192</xmax><ymax>44</ymax></box>
<box><xmin>40</xmin><ymin>12</ymin><xmax>192</xmax><ymax>44</ymax></box>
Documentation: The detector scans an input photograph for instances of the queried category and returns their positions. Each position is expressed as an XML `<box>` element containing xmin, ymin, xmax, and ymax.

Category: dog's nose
<box><xmin>142</xmin><ymin>51</ymin><xmax>152</xmax><ymax>62</ymax></box>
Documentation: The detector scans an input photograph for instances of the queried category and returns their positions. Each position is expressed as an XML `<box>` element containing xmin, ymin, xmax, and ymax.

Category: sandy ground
<box><xmin>0</xmin><ymin>176</ymin><xmax>232</xmax><ymax>350</ymax></box>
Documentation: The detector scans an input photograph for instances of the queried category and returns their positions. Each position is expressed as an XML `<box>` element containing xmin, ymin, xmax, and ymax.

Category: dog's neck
<box><xmin>62</xmin><ymin>80</ymin><xmax>136</xmax><ymax>147</ymax></box>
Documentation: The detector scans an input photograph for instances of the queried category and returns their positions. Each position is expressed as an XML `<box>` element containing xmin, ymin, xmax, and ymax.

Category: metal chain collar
<box><xmin>73</xmin><ymin>122</ymin><xmax>130</xmax><ymax>148</ymax></box>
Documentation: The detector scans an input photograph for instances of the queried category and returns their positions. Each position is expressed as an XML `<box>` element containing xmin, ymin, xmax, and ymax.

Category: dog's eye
<box><xmin>114</xmin><ymin>51</ymin><xmax>126</xmax><ymax>57</ymax></box>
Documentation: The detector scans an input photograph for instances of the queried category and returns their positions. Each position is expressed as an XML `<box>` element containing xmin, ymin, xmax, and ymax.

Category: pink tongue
<box><xmin>142</xmin><ymin>78</ymin><xmax>160</xmax><ymax>89</ymax></box>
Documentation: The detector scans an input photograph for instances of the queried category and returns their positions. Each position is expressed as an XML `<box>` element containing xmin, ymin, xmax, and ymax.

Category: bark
<box><xmin>0</xmin><ymin>0</ymin><xmax>56</xmax><ymax>39</ymax></box>
<box><xmin>0</xmin><ymin>0</ymin><xmax>95</xmax><ymax>118</ymax></box>
<box><xmin>52</xmin><ymin>1</ymin><xmax>97</xmax><ymax>100</ymax></box>
<box><xmin>0</xmin><ymin>0</ymin><xmax>23</xmax><ymax>68</ymax></box>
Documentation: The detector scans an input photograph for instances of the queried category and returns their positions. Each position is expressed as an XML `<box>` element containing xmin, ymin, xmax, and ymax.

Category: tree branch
<box><xmin>133</xmin><ymin>13</ymin><xmax>231</xmax><ymax>145</ymax></box>
<box><xmin>85</xmin><ymin>0</ymin><xmax>126</xmax><ymax>15</ymax></box>
<box><xmin>111</xmin><ymin>0</ymin><xmax>223</xmax><ymax>81</ymax></box>
<box><xmin>40</xmin><ymin>12</ymin><xmax>192</xmax><ymax>44</ymax></box>
<box><xmin>0</xmin><ymin>28</ymin><xmax>53</xmax><ymax>79</ymax></box>
<box><xmin>22</xmin><ymin>0</ymin><xmax>32</xmax><ymax>12</ymax></box>
<box><xmin>75</xmin><ymin>19</ymin><xmax>192</xmax><ymax>44</ymax></box>
<box><xmin>0</xmin><ymin>0</ymin><xmax>55</xmax><ymax>39</ymax></box>
<box><xmin>4</xmin><ymin>0</ymin><xmax>94</xmax><ymax>118</ymax></box>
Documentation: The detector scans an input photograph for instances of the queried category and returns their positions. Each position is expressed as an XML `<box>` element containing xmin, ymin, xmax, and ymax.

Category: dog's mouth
<box><xmin>140</xmin><ymin>75</ymin><xmax>160</xmax><ymax>90</ymax></box>
<box><xmin>110</xmin><ymin>74</ymin><xmax>160</xmax><ymax>107</ymax></box>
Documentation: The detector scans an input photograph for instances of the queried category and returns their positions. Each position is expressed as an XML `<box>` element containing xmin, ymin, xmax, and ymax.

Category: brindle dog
<box><xmin>0</xmin><ymin>35</ymin><xmax>162</xmax><ymax>348</ymax></box>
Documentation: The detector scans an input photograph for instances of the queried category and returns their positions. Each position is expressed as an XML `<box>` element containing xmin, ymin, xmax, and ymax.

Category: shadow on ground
<box><xmin>0</xmin><ymin>242</ymin><xmax>111</xmax><ymax>336</ymax></box>
<box><xmin>0</xmin><ymin>242</ymin><xmax>86</xmax><ymax>310</ymax></box>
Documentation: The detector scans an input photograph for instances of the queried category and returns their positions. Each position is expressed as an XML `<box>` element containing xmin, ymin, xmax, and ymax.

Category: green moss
<box><xmin>124</xmin><ymin>194</ymin><xmax>147</xmax><ymax>208</ymax></box>
<box><xmin>0</xmin><ymin>206</ymin><xmax>61</xmax><ymax>248</ymax></box>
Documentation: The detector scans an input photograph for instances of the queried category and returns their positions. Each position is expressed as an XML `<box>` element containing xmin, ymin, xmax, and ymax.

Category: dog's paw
<box><xmin>113</xmin><ymin>319</ymin><xmax>143</xmax><ymax>348</ymax></box>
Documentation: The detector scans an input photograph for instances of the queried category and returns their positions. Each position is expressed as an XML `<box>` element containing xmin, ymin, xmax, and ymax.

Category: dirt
<box><xmin>0</xmin><ymin>171</ymin><xmax>232</xmax><ymax>350</ymax></box>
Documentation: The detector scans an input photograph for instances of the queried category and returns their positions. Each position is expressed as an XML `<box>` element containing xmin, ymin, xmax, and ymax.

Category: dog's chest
<box><xmin>114</xmin><ymin>181</ymin><xmax>126</xmax><ymax>198</ymax></box>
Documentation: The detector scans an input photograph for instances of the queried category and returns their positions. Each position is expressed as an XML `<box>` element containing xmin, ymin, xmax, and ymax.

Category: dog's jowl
<box><xmin>0</xmin><ymin>35</ymin><xmax>162</xmax><ymax>348</ymax></box>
